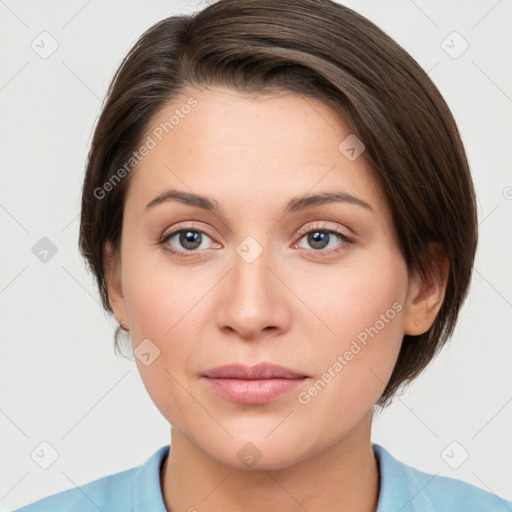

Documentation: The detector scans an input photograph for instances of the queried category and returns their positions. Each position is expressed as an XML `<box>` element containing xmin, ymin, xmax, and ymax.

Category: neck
<box><xmin>160</xmin><ymin>410</ymin><xmax>381</xmax><ymax>512</ymax></box>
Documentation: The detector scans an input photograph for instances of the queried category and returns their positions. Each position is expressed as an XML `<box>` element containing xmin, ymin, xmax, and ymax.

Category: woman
<box><xmin>13</xmin><ymin>0</ymin><xmax>512</xmax><ymax>510</ymax></box>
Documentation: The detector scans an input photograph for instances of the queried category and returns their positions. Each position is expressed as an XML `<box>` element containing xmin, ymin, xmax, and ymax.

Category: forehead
<box><xmin>125</xmin><ymin>86</ymin><xmax>386</xmax><ymax>216</ymax></box>
<box><xmin>140</xmin><ymin>86</ymin><xmax>349</xmax><ymax>158</ymax></box>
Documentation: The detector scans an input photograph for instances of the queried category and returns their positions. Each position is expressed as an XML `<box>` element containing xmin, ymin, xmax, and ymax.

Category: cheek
<box><xmin>121</xmin><ymin>256</ymin><xmax>204</xmax><ymax>428</ymax></box>
<box><xmin>292</xmin><ymin>243</ymin><xmax>407</xmax><ymax>342</ymax></box>
<box><xmin>121</xmin><ymin>238</ymin><xmax>207</xmax><ymax>339</ymax></box>
<box><xmin>119</xmin><ymin>236</ymin><xmax>234</xmax><ymax>413</ymax></box>
<box><xmin>304</xmin><ymin>267</ymin><xmax>406</xmax><ymax>418</ymax></box>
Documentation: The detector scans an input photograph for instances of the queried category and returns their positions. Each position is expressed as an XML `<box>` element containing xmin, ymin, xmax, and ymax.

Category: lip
<box><xmin>202</xmin><ymin>363</ymin><xmax>308</xmax><ymax>404</ymax></box>
<box><xmin>203</xmin><ymin>362</ymin><xmax>307</xmax><ymax>379</ymax></box>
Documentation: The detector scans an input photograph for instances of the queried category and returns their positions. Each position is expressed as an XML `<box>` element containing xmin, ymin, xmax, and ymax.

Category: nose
<box><xmin>214</xmin><ymin>245</ymin><xmax>291</xmax><ymax>341</ymax></box>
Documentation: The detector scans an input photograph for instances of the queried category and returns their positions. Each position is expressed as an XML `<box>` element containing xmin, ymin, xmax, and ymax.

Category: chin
<box><xmin>202</xmin><ymin>432</ymin><xmax>316</xmax><ymax>471</ymax></box>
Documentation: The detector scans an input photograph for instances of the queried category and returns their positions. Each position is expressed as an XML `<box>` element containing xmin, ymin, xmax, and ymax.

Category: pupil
<box><xmin>180</xmin><ymin>230</ymin><xmax>201</xmax><ymax>250</ymax></box>
<box><xmin>309</xmin><ymin>231</ymin><xmax>328</xmax><ymax>249</ymax></box>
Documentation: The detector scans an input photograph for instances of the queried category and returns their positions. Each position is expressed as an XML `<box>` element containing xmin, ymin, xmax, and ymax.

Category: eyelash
<box><xmin>158</xmin><ymin>221</ymin><xmax>355</xmax><ymax>258</ymax></box>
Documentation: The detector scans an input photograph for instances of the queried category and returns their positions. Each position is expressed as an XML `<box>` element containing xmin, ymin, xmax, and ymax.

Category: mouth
<box><xmin>201</xmin><ymin>362</ymin><xmax>309</xmax><ymax>404</ymax></box>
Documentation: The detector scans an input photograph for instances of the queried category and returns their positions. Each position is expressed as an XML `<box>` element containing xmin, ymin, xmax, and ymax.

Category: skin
<box><xmin>105</xmin><ymin>86</ymin><xmax>448</xmax><ymax>512</ymax></box>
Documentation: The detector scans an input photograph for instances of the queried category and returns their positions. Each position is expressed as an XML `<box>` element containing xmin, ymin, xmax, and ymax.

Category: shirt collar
<box><xmin>132</xmin><ymin>443</ymin><xmax>425</xmax><ymax>512</ymax></box>
<box><xmin>373</xmin><ymin>442</ymin><xmax>439</xmax><ymax>512</ymax></box>
<box><xmin>132</xmin><ymin>445</ymin><xmax>169</xmax><ymax>512</ymax></box>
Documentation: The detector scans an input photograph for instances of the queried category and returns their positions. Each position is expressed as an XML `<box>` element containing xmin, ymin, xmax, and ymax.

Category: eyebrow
<box><xmin>144</xmin><ymin>188</ymin><xmax>374</xmax><ymax>214</ymax></box>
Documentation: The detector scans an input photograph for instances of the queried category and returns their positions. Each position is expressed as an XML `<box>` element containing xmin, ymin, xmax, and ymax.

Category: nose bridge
<box><xmin>215</xmin><ymin>234</ymin><xmax>289</xmax><ymax>338</ymax></box>
<box><xmin>231</xmin><ymin>235</ymin><xmax>274</xmax><ymax>311</ymax></box>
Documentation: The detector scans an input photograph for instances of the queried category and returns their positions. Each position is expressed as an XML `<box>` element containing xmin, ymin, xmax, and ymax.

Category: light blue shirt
<box><xmin>12</xmin><ymin>443</ymin><xmax>512</xmax><ymax>511</ymax></box>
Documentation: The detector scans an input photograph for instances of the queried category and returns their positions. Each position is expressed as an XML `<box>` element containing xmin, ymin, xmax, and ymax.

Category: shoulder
<box><xmin>11</xmin><ymin>445</ymin><xmax>170</xmax><ymax>512</ymax></box>
<box><xmin>10</xmin><ymin>468</ymin><xmax>135</xmax><ymax>512</ymax></box>
<box><xmin>373</xmin><ymin>443</ymin><xmax>512</xmax><ymax>512</ymax></box>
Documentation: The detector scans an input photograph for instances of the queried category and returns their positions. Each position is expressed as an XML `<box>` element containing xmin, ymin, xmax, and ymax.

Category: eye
<box><xmin>159</xmin><ymin>223</ymin><xmax>217</xmax><ymax>256</ymax></box>
<box><xmin>294</xmin><ymin>223</ymin><xmax>354</xmax><ymax>256</ymax></box>
<box><xmin>158</xmin><ymin>221</ymin><xmax>354</xmax><ymax>259</ymax></box>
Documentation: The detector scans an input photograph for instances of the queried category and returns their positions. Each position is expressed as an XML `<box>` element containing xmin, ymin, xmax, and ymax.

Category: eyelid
<box><xmin>295</xmin><ymin>220</ymin><xmax>355</xmax><ymax>240</ymax></box>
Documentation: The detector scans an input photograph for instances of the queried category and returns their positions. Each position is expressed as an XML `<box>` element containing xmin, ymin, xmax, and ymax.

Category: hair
<box><xmin>78</xmin><ymin>0</ymin><xmax>478</xmax><ymax>409</ymax></box>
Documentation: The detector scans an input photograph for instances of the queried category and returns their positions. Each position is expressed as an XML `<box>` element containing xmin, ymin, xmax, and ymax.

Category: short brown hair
<box><xmin>78</xmin><ymin>0</ymin><xmax>478</xmax><ymax>409</ymax></box>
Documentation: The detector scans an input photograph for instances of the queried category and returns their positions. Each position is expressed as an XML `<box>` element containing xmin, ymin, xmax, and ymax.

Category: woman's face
<box><xmin>106</xmin><ymin>86</ymin><xmax>423</xmax><ymax>469</ymax></box>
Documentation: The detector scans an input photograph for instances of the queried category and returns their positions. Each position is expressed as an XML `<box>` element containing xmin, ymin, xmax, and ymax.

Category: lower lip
<box><xmin>204</xmin><ymin>377</ymin><xmax>307</xmax><ymax>404</ymax></box>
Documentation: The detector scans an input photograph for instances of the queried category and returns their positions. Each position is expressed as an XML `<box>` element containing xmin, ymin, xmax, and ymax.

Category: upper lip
<box><xmin>203</xmin><ymin>362</ymin><xmax>307</xmax><ymax>379</ymax></box>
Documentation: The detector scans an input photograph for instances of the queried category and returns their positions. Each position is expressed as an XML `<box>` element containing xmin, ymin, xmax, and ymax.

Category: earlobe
<box><xmin>403</xmin><ymin>246</ymin><xmax>449</xmax><ymax>336</ymax></box>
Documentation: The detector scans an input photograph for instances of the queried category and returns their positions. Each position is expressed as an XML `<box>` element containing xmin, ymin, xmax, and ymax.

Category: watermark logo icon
<box><xmin>32</xmin><ymin>237</ymin><xmax>58</xmax><ymax>263</ymax></box>
<box><xmin>441</xmin><ymin>440</ymin><xmax>469</xmax><ymax>469</ymax></box>
<box><xmin>134</xmin><ymin>338</ymin><xmax>161</xmax><ymax>366</ymax></box>
<box><xmin>237</xmin><ymin>442</ymin><xmax>262</xmax><ymax>468</ymax></box>
<box><xmin>236</xmin><ymin>236</ymin><xmax>263</xmax><ymax>264</ymax></box>
<box><xmin>441</xmin><ymin>31</ymin><xmax>469</xmax><ymax>59</ymax></box>
<box><xmin>31</xmin><ymin>31</ymin><xmax>59</xmax><ymax>59</ymax></box>
<box><xmin>338</xmin><ymin>134</ymin><xmax>365</xmax><ymax>161</ymax></box>
<box><xmin>31</xmin><ymin>441</ymin><xmax>59</xmax><ymax>469</ymax></box>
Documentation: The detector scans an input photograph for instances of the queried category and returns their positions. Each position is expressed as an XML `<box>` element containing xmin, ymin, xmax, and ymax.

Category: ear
<box><xmin>402</xmin><ymin>244</ymin><xmax>449</xmax><ymax>336</ymax></box>
<box><xmin>104</xmin><ymin>240</ymin><xmax>128</xmax><ymax>325</ymax></box>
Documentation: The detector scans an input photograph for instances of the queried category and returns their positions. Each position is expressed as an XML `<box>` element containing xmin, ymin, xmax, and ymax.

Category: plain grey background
<box><xmin>1</xmin><ymin>0</ymin><xmax>511</xmax><ymax>509</ymax></box>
